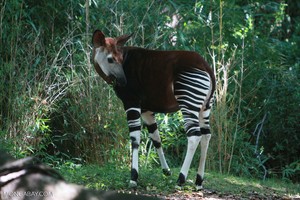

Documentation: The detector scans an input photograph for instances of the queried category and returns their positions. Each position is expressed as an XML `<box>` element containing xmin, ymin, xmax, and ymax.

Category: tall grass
<box><xmin>0</xmin><ymin>0</ymin><xmax>129</xmax><ymax>164</ymax></box>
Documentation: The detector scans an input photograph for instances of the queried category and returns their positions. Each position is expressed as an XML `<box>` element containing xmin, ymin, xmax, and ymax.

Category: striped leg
<box><xmin>141</xmin><ymin>111</ymin><xmax>171</xmax><ymax>176</ymax></box>
<box><xmin>196</xmin><ymin>106</ymin><xmax>212</xmax><ymax>190</ymax></box>
<box><xmin>176</xmin><ymin>110</ymin><xmax>202</xmax><ymax>186</ymax></box>
<box><xmin>196</xmin><ymin>95</ymin><xmax>214</xmax><ymax>189</ymax></box>
<box><xmin>175</xmin><ymin>69</ymin><xmax>211</xmax><ymax>187</ymax></box>
<box><xmin>126</xmin><ymin>107</ymin><xmax>141</xmax><ymax>188</ymax></box>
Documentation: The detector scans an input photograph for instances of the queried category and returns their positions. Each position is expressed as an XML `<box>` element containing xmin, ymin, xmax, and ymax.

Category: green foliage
<box><xmin>282</xmin><ymin>161</ymin><xmax>300</xmax><ymax>182</ymax></box>
<box><xmin>157</xmin><ymin>113</ymin><xmax>186</xmax><ymax>166</ymax></box>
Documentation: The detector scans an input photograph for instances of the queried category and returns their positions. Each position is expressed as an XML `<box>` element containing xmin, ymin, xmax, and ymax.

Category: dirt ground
<box><xmin>153</xmin><ymin>189</ymin><xmax>300</xmax><ymax>200</ymax></box>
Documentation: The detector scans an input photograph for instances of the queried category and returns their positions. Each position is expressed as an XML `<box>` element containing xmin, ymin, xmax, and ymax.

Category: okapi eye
<box><xmin>107</xmin><ymin>57</ymin><xmax>114</xmax><ymax>63</ymax></box>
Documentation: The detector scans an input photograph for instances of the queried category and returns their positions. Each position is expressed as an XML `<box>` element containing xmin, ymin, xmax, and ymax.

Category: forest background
<box><xmin>0</xmin><ymin>0</ymin><xmax>299</xmax><ymax>184</ymax></box>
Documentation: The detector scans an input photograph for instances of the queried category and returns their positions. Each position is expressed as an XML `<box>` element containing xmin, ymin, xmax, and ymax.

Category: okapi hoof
<box><xmin>162</xmin><ymin>168</ymin><xmax>172</xmax><ymax>176</ymax></box>
<box><xmin>195</xmin><ymin>174</ymin><xmax>204</xmax><ymax>191</ymax></box>
<box><xmin>129</xmin><ymin>180</ymin><xmax>137</xmax><ymax>188</ymax></box>
<box><xmin>176</xmin><ymin>172</ymin><xmax>186</xmax><ymax>186</ymax></box>
<box><xmin>195</xmin><ymin>185</ymin><xmax>203</xmax><ymax>191</ymax></box>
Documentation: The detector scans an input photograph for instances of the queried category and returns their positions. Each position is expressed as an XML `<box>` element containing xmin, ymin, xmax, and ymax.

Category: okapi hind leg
<box><xmin>176</xmin><ymin>110</ymin><xmax>202</xmax><ymax>187</ymax></box>
<box><xmin>196</xmin><ymin>106</ymin><xmax>213</xmax><ymax>190</ymax></box>
<box><xmin>195</xmin><ymin>132</ymin><xmax>211</xmax><ymax>190</ymax></box>
<box><xmin>177</xmin><ymin>136</ymin><xmax>201</xmax><ymax>187</ymax></box>
<box><xmin>126</xmin><ymin>107</ymin><xmax>142</xmax><ymax>188</ymax></box>
<box><xmin>141</xmin><ymin>111</ymin><xmax>171</xmax><ymax>176</ymax></box>
<box><xmin>174</xmin><ymin>68</ymin><xmax>212</xmax><ymax>188</ymax></box>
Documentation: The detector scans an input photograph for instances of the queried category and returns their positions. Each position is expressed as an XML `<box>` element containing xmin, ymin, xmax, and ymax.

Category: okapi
<box><xmin>92</xmin><ymin>30</ymin><xmax>216</xmax><ymax>190</ymax></box>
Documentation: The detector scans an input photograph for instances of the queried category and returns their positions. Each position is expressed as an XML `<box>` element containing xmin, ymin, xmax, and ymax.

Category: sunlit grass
<box><xmin>205</xmin><ymin>171</ymin><xmax>300</xmax><ymax>198</ymax></box>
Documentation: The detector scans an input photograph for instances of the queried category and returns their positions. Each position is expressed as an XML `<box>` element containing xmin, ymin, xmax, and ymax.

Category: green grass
<box><xmin>58</xmin><ymin>162</ymin><xmax>300</xmax><ymax>199</ymax></box>
<box><xmin>205</xmin><ymin>172</ymin><xmax>299</xmax><ymax>199</ymax></box>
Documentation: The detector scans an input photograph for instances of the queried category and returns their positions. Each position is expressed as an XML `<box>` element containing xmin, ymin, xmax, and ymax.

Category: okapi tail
<box><xmin>206</xmin><ymin>67</ymin><xmax>216</xmax><ymax>109</ymax></box>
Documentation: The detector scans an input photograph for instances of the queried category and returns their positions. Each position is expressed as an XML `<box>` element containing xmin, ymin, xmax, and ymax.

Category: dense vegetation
<box><xmin>1</xmin><ymin>0</ymin><xmax>299</xmax><ymax>184</ymax></box>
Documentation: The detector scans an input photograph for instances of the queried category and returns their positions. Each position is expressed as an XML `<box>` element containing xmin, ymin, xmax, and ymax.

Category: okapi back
<box><xmin>113</xmin><ymin>47</ymin><xmax>215</xmax><ymax>113</ymax></box>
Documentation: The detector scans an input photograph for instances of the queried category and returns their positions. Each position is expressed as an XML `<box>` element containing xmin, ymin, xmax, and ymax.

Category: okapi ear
<box><xmin>92</xmin><ymin>30</ymin><xmax>106</xmax><ymax>47</ymax></box>
<box><xmin>116</xmin><ymin>33</ymin><xmax>133</xmax><ymax>46</ymax></box>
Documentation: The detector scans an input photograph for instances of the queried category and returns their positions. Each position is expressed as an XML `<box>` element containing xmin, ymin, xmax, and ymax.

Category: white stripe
<box><xmin>125</xmin><ymin>107</ymin><xmax>141</xmax><ymax>113</ymax></box>
<box><xmin>175</xmin><ymin>81</ymin><xmax>209</xmax><ymax>93</ymax></box>
<box><xmin>128</xmin><ymin>119</ymin><xmax>141</xmax><ymax>128</ymax></box>
<box><xmin>198</xmin><ymin>134</ymin><xmax>211</xmax><ymax>178</ymax></box>
<box><xmin>180</xmin><ymin>108</ymin><xmax>199</xmax><ymax>117</ymax></box>
<box><xmin>132</xmin><ymin>148</ymin><xmax>139</xmax><ymax>171</ymax></box>
<box><xmin>177</xmin><ymin>98</ymin><xmax>203</xmax><ymax>112</ymax></box>
<box><xmin>180</xmin><ymin>136</ymin><xmax>202</xmax><ymax>178</ymax></box>
<box><xmin>130</xmin><ymin>131</ymin><xmax>141</xmax><ymax>143</ymax></box>
<box><xmin>178</xmin><ymin>72</ymin><xmax>210</xmax><ymax>83</ymax></box>
<box><xmin>130</xmin><ymin>131</ymin><xmax>141</xmax><ymax>172</ymax></box>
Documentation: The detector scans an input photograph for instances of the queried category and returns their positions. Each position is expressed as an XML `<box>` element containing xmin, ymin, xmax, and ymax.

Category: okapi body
<box><xmin>92</xmin><ymin>30</ymin><xmax>216</xmax><ymax>190</ymax></box>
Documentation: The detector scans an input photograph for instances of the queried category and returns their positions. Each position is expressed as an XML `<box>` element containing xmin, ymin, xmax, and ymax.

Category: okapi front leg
<box><xmin>126</xmin><ymin>107</ymin><xmax>141</xmax><ymax>188</ymax></box>
<box><xmin>141</xmin><ymin>111</ymin><xmax>171</xmax><ymax>176</ymax></box>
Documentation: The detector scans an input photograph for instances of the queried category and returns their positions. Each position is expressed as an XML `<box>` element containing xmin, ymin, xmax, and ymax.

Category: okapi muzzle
<box><xmin>91</xmin><ymin>29</ymin><xmax>216</xmax><ymax>190</ymax></box>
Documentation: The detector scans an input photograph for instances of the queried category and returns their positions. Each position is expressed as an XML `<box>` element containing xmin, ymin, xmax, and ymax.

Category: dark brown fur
<box><xmin>92</xmin><ymin>30</ymin><xmax>215</xmax><ymax>112</ymax></box>
<box><xmin>114</xmin><ymin>47</ymin><xmax>215</xmax><ymax>112</ymax></box>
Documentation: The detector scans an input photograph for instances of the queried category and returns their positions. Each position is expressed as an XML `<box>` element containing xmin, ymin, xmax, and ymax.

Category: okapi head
<box><xmin>92</xmin><ymin>30</ymin><xmax>132</xmax><ymax>86</ymax></box>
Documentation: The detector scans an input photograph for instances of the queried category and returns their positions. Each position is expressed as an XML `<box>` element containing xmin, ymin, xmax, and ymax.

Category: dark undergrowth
<box><xmin>58</xmin><ymin>162</ymin><xmax>300</xmax><ymax>199</ymax></box>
